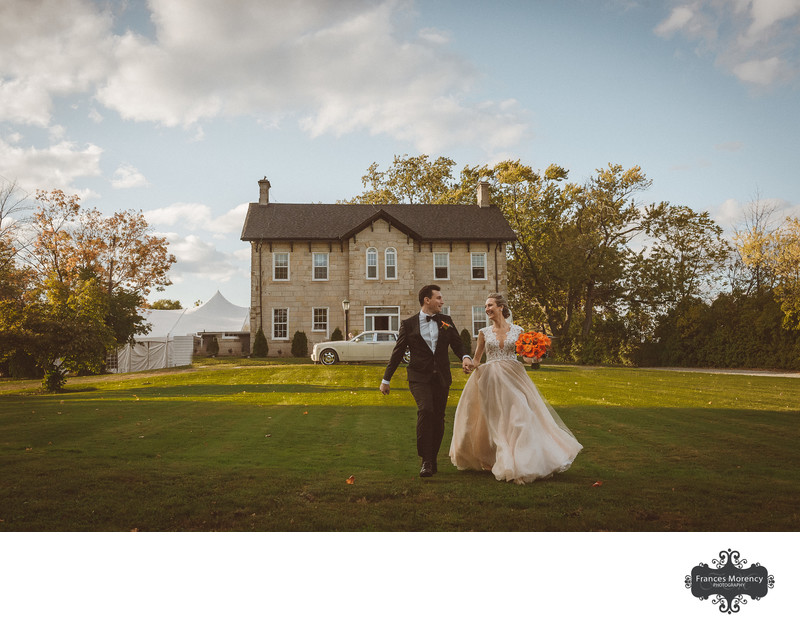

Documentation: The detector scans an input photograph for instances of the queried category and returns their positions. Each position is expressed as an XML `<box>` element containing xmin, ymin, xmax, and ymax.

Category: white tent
<box><xmin>141</xmin><ymin>291</ymin><xmax>250</xmax><ymax>337</ymax></box>
<box><xmin>108</xmin><ymin>291</ymin><xmax>250</xmax><ymax>373</ymax></box>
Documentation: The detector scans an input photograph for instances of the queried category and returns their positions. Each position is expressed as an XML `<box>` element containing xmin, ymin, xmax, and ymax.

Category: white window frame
<box><xmin>364</xmin><ymin>306</ymin><xmax>401</xmax><ymax>332</ymax></box>
<box><xmin>273</xmin><ymin>252</ymin><xmax>290</xmax><ymax>281</ymax></box>
<box><xmin>433</xmin><ymin>252</ymin><xmax>450</xmax><ymax>280</ymax></box>
<box><xmin>312</xmin><ymin>307</ymin><xmax>329</xmax><ymax>335</ymax></box>
<box><xmin>471</xmin><ymin>252</ymin><xmax>487</xmax><ymax>280</ymax></box>
<box><xmin>384</xmin><ymin>247</ymin><xmax>397</xmax><ymax>280</ymax></box>
<box><xmin>312</xmin><ymin>252</ymin><xmax>329</xmax><ymax>281</ymax></box>
<box><xmin>272</xmin><ymin>308</ymin><xmax>289</xmax><ymax>340</ymax></box>
<box><xmin>366</xmin><ymin>247</ymin><xmax>378</xmax><ymax>280</ymax></box>
<box><xmin>472</xmin><ymin>306</ymin><xmax>487</xmax><ymax>337</ymax></box>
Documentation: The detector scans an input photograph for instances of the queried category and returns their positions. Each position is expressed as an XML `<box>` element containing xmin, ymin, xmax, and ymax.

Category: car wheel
<box><xmin>320</xmin><ymin>349</ymin><xmax>339</xmax><ymax>365</ymax></box>
<box><xmin>402</xmin><ymin>349</ymin><xmax>411</xmax><ymax>364</ymax></box>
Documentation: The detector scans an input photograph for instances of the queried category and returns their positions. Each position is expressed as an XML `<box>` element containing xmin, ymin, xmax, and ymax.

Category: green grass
<box><xmin>1</xmin><ymin>360</ymin><xmax>798</xmax><ymax>531</ymax></box>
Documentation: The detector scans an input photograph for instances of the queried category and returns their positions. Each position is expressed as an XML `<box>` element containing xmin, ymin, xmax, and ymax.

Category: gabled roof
<box><xmin>240</xmin><ymin>203</ymin><xmax>517</xmax><ymax>242</ymax></box>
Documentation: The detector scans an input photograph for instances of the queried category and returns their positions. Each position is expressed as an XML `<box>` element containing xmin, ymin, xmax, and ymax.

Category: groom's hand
<box><xmin>462</xmin><ymin>357</ymin><xmax>474</xmax><ymax>373</ymax></box>
<box><xmin>380</xmin><ymin>382</ymin><xmax>390</xmax><ymax>395</ymax></box>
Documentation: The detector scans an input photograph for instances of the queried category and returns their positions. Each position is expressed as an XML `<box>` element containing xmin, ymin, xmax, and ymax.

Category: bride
<box><xmin>449</xmin><ymin>293</ymin><xmax>582</xmax><ymax>484</ymax></box>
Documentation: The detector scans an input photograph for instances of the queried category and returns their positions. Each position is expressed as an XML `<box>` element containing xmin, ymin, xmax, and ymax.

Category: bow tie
<box><xmin>425</xmin><ymin>315</ymin><xmax>437</xmax><ymax>322</ymax></box>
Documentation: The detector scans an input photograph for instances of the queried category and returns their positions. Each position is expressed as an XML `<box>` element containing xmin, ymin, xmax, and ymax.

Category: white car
<box><xmin>311</xmin><ymin>330</ymin><xmax>411</xmax><ymax>365</ymax></box>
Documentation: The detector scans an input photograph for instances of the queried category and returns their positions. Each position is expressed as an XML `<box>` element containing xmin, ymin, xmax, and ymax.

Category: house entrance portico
<box><xmin>364</xmin><ymin>306</ymin><xmax>400</xmax><ymax>332</ymax></box>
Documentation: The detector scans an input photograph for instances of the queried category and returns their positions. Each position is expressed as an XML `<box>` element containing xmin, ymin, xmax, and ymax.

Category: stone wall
<box><xmin>249</xmin><ymin>218</ymin><xmax>508</xmax><ymax>356</ymax></box>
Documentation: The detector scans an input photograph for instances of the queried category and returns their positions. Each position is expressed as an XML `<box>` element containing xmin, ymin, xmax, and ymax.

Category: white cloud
<box><xmin>145</xmin><ymin>203</ymin><xmax>212</xmax><ymax>229</ymax></box>
<box><xmin>163</xmin><ymin>233</ymin><xmax>247</xmax><ymax>286</ymax></box>
<box><xmin>0</xmin><ymin>0</ymin><xmax>529</xmax><ymax>172</ymax></box>
<box><xmin>0</xmin><ymin>0</ymin><xmax>113</xmax><ymax>126</ymax></box>
<box><xmin>732</xmin><ymin>56</ymin><xmax>786</xmax><ymax>85</ymax></box>
<box><xmin>654</xmin><ymin>6</ymin><xmax>694</xmax><ymax>37</ymax></box>
<box><xmin>0</xmin><ymin>135</ymin><xmax>103</xmax><ymax>193</ymax></box>
<box><xmin>112</xmin><ymin>164</ymin><xmax>149</xmax><ymax>189</ymax></box>
<box><xmin>655</xmin><ymin>0</ymin><xmax>800</xmax><ymax>87</ymax></box>
<box><xmin>145</xmin><ymin>201</ymin><xmax>247</xmax><ymax>235</ymax></box>
<box><xmin>91</xmin><ymin>0</ymin><xmax>528</xmax><ymax>150</ymax></box>
<box><xmin>209</xmin><ymin>204</ymin><xmax>249</xmax><ymax>236</ymax></box>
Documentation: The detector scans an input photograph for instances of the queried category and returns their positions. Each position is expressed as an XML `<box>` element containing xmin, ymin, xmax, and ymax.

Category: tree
<box><xmin>27</xmin><ymin>190</ymin><xmax>176</xmax><ymax>295</ymax></box>
<box><xmin>732</xmin><ymin>191</ymin><xmax>782</xmax><ymax>295</ymax></box>
<box><xmin>629</xmin><ymin>203</ymin><xmax>732</xmax><ymax>325</ymax></box>
<box><xmin>252</xmin><ymin>327</ymin><xmax>268</xmax><ymax>357</ymax></box>
<box><xmin>0</xmin><ymin>178</ymin><xmax>31</xmax><ymax>260</ymax></box>
<box><xmin>772</xmin><ymin>218</ymin><xmax>800</xmax><ymax>329</ymax></box>
<box><xmin>206</xmin><ymin>335</ymin><xmax>219</xmax><ymax>356</ymax></box>
<box><xmin>150</xmin><ymin>299</ymin><xmax>183</xmax><ymax>310</ymax></box>
<box><xmin>291</xmin><ymin>330</ymin><xmax>308</xmax><ymax>357</ymax></box>
<box><xmin>346</xmin><ymin>154</ymin><xmax>458</xmax><ymax>204</ymax></box>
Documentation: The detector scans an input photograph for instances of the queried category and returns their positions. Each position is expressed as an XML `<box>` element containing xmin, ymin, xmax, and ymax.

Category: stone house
<box><xmin>240</xmin><ymin>178</ymin><xmax>517</xmax><ymax>356</ymax></box>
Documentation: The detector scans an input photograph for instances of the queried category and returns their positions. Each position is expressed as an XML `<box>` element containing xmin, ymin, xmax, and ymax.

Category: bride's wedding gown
<box><xmin>449</xmin><ymin>324</ymin><xmax>582</xmax><ymax>484</ymax></box>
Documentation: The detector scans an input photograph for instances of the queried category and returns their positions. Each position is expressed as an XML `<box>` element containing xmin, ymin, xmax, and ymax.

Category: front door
<box><xmin>374</xmin><ymin>315</ymin><xmax>390</xmax><ymax>330</ymax></box>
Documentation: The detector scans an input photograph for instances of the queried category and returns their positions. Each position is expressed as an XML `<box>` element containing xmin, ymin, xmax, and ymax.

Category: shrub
<box><xmin>460</xmin><ymin>328</ymin><xmax>472</xmax><ymax>357</ymax></box>
<box><xmin>207</xmin><ymin>336</ymin><xmax>219</xmax><ymax>356</ymax></box>
<box><xmin>42</xmin><ymin>365</ymin><xmax>67</xmax><ymax>393</ymax></box>
<box><xmin>252</xmin><ymin>327</ymin><xmax>268</xmax><ymax>357</ymax></box>
<box><xmin>330</xmin><ymin>327</ymin><xmax>344</xmax><ymax>341</ymax></box>
<box><xmin>291</xmin><ymin>331</ymin><xmax>308</xmax><ymax>357</ymax></box>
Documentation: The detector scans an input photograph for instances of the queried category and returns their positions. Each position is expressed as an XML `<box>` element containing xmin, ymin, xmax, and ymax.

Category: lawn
<box><xmin>1</xmin><ymin>360</ymin><xmax>798</xmax><ymax>531</ymax></box>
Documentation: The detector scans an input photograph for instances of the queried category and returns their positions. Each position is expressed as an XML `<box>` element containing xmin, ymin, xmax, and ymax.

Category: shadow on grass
<box><xmin>1</xmin><ymin>397</ymin><xmax>798</xmax><ymax>531</ymax></box>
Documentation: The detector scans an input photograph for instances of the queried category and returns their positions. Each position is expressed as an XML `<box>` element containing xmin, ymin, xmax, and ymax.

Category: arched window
<box><xmin>385</xmin><ymin>247</ymin><xmax>397</xmax><ymax>279</ymax></box>
<box><xmin>366</xmin><ymin>247</ymin><xmax>378</xmax><ymax>279</ymax></box>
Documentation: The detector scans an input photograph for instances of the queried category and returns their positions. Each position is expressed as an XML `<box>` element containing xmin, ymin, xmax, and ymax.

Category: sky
<box><xmin>1</xmin><ymin>0</ymin><xmax>799</xmax><ymax>309</ymax></box>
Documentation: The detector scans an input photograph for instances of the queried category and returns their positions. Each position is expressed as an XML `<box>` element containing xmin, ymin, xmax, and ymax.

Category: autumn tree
<box><xmin>150</xmin><ymin>299</ymin><xmax>183</xmax><ymax>310</ymax></box>
<box><xmin>1</xmin><ymin>189</ymin><xmax>174</xmax><ymax>386</ymax></box>
<box><xmin>28</xmin><ymin>190</ymin><xmax>176</xmax><ymax>294</ymax></box>
<box><xmin>772</xmin><ymin>218</ymin><xmax>800</xmax><ymax>329</ymax></box>
<box><xmin>731</xmin><ymin>192</ymin><xmax>782</xmax><ymax>295</ymax></box>
<box><xmin>346</xmin><ymin>154</ymin><xmax>458</xmax><ymax>204</ymax></box>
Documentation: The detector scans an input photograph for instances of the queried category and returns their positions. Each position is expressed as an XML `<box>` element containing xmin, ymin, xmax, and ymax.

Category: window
<box><xmin>272</xmin><ymin>308</ymin><xmax>288</xmax><ymax>339</ymax></box>
<box><xmin>312</xmin><ymin>252</ymin><xmax>328</xmax><ymax>280</ymax></box>
<box><xmin>471</xmin><ymin>252</ymin><xmax>486</xmax><ymax>280</ymax></box>
<box><xmin>472</xmin><ymin>306</ymin><xmax>487</xmax><ymax>337</ymax></box>
<box><xmin>364</xmin><ymin>306</ymin><xmax>400</xmax><ymax>332</ymax></box>
<box><xmin>376</xmin><ymin>332</ymin><xmax>396</xmax><ymax>342</ymax></box>
<box><xmin>440</xmin><ymin>306</ymin><xmax>450</xmax><ymax>316</ymax></box>
<box><xmin>433</xmin><ymin>252</ymin><xmax>449</xmax><ymax>280</ymax></box>
<box><xmin>273</xmin><ymin>252</ymin><xmax>289</xmax><ymax>281</ymax></box>
<box><xmin>366</xmin><ymin>247</ymin><xmax>378</xmax><ymax>279</ymax></box>
<box><xmin>312</xmin><ymin>307</ymin><xmax>328</xmax><ymax>334</ymax></box>
<box><xmin>385</xmin><ymin>247</ymin><xmax>397</xmax><ymax>279</ymax></box>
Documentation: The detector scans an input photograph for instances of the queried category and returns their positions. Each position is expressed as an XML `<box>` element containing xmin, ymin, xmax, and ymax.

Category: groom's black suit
<box><xmin>383</xmin><ymin>312</ymin><xmax>468</xmax><ymax>466</ymax></box>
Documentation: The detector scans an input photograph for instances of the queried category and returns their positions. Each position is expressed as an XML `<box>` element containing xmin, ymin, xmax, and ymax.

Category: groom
<box><xmin>380</xmin><ymin>285</ymin><xmax>473</xmax><ymax>477</ymax></box>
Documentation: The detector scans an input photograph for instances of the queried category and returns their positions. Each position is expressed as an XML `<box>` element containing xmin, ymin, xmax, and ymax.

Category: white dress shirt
<box><xmin>419</xmin><ymin>310</ymin><xmax>439</xmax><ymax>352</ymax></box>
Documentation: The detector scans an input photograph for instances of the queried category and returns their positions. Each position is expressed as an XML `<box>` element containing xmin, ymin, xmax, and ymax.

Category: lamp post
<box><xmin>342</xmin><ymin>298</ymin><xmax>350</xmax><ymax>339</ymax></box>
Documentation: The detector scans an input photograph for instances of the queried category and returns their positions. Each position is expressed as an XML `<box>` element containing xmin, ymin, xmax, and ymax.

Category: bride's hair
<box><xmin>487</xmin><ymin>293</ymin><xmax>511</xmax><ymax>318</ymax></box>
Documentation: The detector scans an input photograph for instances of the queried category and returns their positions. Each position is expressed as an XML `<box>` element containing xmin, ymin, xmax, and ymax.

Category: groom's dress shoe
<box><xmin>420</xmin><ymin>461</ymin><xmax>434</xmax><ymax>477</ymax></box>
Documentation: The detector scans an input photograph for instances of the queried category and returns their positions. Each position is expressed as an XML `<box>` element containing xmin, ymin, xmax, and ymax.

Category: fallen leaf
<box><xmin>592</xmin><ymin>481</ymin><xmax>603</xmax><ymax>487</ymax></box>
<box><xmin>346</xmin><ymin>475</ymin><xmax>355</xmax><ymax>484</ymax></box>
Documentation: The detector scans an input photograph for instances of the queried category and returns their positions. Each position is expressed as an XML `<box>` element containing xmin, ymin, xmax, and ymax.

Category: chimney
<box><xmin>477</xmin><ymin>181</ymin><xmax>490</xmax><ymax>208</ymax></box>
<box><xmin>258</xmin><ymin>177</ymin><xmax>271</xmax><ymax>205</ymax></box>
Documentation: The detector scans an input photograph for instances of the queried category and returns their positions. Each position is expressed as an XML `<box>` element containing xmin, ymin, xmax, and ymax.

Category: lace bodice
<box><xmin>482</xmin><ymin>324</ymin><xmax>523</xmax><ymax>363</ymax></box>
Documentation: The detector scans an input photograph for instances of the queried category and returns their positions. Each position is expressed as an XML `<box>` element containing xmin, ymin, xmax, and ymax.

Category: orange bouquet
<box><xmin>515</xmin><ymin>331</ymin><xmax>551</xmax><ymax>361</ymax></box>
